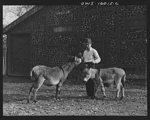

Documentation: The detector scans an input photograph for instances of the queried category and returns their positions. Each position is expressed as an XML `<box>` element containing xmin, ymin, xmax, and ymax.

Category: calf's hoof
<box><xmin>103</xmin><ymin>95</ymin><xmax>106</xmax><ymax>98</ymax></box>
<box><xmin>57</xmin><ymin>98</ymin><xmax>62</xmax><ymax>101</ymax></box>
<box><xmin>120</xmin><ymin>96</ymin><xmax>124</xmax><ymax>100</ymax></box>
<box><xmin>91</xmin><ymin>96</ymin><xmax>96</xmax><ymax>99</ymax></box>
<box><xmin>116</xmin><ymin>96</ymin><xmax>121</xmax><ymax>101</ymax></box>
<box><xmin>33</xmin><ymin>100</ymin><xmax>38</xmax><ymax>103</ymax></box>
<box><xmin>27</xmin><ymin>99</ymin><xmax>30</xmax><ymax>104</ymax></box>
<box><xmin>55</xmin><ymin>97</ymin><xmax>62</xmax><ymax>101</ymax></box>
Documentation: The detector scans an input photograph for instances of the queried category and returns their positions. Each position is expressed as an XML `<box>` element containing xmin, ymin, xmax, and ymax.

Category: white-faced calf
<box><xmin>82</xmin><ymin>67</ymin><xmax>126</xmax><ymax>99</ymax></box>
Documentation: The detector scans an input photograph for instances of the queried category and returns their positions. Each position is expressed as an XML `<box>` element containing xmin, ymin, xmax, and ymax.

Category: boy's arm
<box><xmin>93</xmin><ymin>49</ymin><xmax>101</xmax><ymax>63</ymax></box>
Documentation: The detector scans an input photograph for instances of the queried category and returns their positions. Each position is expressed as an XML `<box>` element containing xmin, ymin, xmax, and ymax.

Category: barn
<box><xmin>3</xmin><ymin>5</ymin><xmax>147</xmax><ymax>77</ymax></box>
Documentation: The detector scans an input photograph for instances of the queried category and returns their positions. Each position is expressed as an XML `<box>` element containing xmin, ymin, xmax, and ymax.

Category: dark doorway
<box><xmin>9</xmin><ymin>34</ymin><xmax>31</xmax><ymax>76</ymax></box>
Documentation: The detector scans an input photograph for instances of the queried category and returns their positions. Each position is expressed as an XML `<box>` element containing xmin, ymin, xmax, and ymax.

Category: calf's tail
<box><xmin>30</xmin><ymin>69</ymin><xmax>36</xmax><ymax>81</ymax></box>
<box><xmin>121</xmin><ymin>74</ymin><xmax>126</xmax><ymax>87</ymax></box>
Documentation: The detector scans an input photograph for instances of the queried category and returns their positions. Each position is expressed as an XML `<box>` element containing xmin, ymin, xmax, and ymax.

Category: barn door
<box><xmin>9</xmin><ymin>34</ymin><xmax>31</xmax><ymax>76</ymax></box>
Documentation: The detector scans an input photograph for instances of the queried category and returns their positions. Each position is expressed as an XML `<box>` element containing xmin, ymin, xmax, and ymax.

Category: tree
<box><xmin>3</xmin><ymin>5</ymin><xmax>34</xmax><ymax>26</ymax></box>
<box><xmin>12</xmin><ymin>5</ymin><xmax>34</xmax><ymax>17</ymax></box>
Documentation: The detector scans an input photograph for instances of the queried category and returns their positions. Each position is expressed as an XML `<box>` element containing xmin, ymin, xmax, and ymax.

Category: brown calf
<box><xmin>82</xmin><ymin>67</ymin><xmax>126</xmax><ymax>99</ymax></box>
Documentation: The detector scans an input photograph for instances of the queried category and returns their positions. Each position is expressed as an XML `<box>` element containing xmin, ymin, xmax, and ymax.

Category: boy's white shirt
<box><xmin>83</xmin><ymin>47</ymin><xmax>101</xmax><ymax>63</ymax></box>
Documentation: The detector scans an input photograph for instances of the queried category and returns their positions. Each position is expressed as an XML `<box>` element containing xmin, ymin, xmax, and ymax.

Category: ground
<box><xmin>3</xmin><ymin>76</ymin><xmax>147</xmax><ymax>116</ymax></box>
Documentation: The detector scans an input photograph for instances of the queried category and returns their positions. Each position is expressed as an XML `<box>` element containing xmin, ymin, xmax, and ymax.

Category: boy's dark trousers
<box><xmin>84</xmin><ymin>62</ymin><xmax>100</xmax><ymax>98</ymax></box>
<box><xmin>86</xmin><ymin>78</ymin><xmax>100</xmax><ymax>98</ymax></box>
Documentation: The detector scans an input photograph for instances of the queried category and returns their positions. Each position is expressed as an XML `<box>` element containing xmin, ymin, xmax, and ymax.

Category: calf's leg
<box><xmin>55</xmin><ymin>82</ymin><xmax>63</xmax><ymax>100</ymax></box>
<box><xmin>116</xmin><ymin>78</ymin><xmax>122</xmax><ymax>99</ymax></box>
<box><xmin>99</xmin><ymin>78</ymin><xmax>106</xmax><ymax>98</ymax></box>
<box><xmin>32</xmin><ymin>76</ymin><xmax>45</xmax><ymax>103</ymax></box>
<box><xmin>120</xmin><ymin>85</ymin><xmax>125</xmax><ymax>99</ymax></box>
<box><xmin>27</xmin><ymin>84</ymin><xmax>34</xmax><ymax>103</ymax></box>
<box><xmin>120</xmin><ymin>75</ymin><xmax>126</xmax><ymax>99</ymax></box>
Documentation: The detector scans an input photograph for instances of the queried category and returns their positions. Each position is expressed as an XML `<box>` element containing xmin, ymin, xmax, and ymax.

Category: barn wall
<box><xmin>7</xmin><ymin>5</ymin><xmax>147</xmax><ymax>76</ymax></box>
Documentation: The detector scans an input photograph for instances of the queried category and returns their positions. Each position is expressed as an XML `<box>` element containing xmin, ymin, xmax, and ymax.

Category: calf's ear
<box><xmin>68</xmin><ymin>56</ymin><xmax>75</xmax><ymax>62</ymax></box>
<box><xmin>74</xmin><ymin>56</ymin><xmax>82</xmax><ymax>64</ymax></box>
<box><xmin>74</xmin><ymin>56</ymin><xmax>77</xmax><ymax>61</ymax></box>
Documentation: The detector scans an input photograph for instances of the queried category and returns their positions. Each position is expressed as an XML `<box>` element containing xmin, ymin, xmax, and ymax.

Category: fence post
<box><xmin>3</xmin><ymin>40</ymin><xmax>7</xmax><ymax>76</ymax></box>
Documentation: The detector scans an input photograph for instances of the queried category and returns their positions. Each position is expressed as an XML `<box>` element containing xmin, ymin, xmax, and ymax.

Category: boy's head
<box><xmin>83</xmin><ymin>38</ymin><xmax>92</xmax><ymax>50</ymax></box>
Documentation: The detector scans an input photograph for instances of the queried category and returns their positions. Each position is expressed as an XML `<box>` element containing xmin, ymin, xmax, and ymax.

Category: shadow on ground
<box><xmin>3</xmin><ymin>76</ymin><xmax>31</xmax><ymax>83</ymax></box>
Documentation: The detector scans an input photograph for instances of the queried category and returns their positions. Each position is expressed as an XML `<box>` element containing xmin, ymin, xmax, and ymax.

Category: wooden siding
<box><xmin>5</xmin><ymin>5</ymin><xmax>147</xmax><ymax>76</ymax></box>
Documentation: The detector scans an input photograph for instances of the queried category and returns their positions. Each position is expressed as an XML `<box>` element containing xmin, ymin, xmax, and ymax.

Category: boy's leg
<box><xmin>86</xmin><ymin>79</ymin><xmax>94</xmax><ymax>97</ymax></box>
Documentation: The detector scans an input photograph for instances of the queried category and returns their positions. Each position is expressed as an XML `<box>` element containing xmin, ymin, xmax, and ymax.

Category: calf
<box><xmin>82</xmin><ymin>67</ymin><xmax>126</xmax><ymax>99</ymax></box>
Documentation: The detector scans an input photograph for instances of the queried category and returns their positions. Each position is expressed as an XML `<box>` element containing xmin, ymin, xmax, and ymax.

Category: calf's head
<box><xmin>82</xmin><ymin>67</ymin><xmax>92</xmax><ymax>82</ymax></box>
<box><xmin>68</xmin><ymin>56</ymin><xmax>82</xmax><ymax>65</ymax></box>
